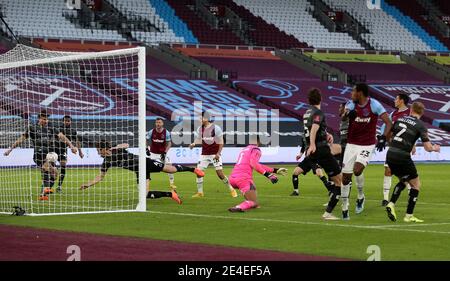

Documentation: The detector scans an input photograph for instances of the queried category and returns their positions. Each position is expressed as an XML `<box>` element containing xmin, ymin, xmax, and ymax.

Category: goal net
<box><xmin>0</xmin><ymin>44</ymin><xmax>147</xmax><ymax>216</ymax></box>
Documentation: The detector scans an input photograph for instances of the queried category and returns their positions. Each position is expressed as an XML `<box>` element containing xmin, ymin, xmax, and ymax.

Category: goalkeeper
<box><xmin>3</xmin><ymin>110</ymin><xmax>78</xmax><ymax>200</ymax></box>
<box><xmin>80</xmin><ymin>140</ymin><xmax>205</xmax><ymax>204</ymax></box>
<box><xmin>228</xmin><ymin>136</ymin><xmax>287</xmax><ymax>212</ymax></box>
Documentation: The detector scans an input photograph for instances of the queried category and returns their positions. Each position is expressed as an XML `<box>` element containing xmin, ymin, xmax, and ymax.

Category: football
<box><xmin>46</xmin><ymin>152</ymin><xmax>58</xmax><ymax>163</ymax></box>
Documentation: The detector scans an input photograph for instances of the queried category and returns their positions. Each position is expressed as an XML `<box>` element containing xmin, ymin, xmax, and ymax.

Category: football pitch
<box><xmin>1</xmin><ymin>163</ymin><xmax>450</xmax><ymax>260</ymax></box>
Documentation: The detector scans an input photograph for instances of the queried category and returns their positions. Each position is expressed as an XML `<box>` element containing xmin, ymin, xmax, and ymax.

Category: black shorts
<box><xmin>340</xmin><ymin>143</ymin><xmax>346</xmax><ymax>163</ymax></box>
<box><xmin>56</xmin><ymin>148</ymin><xmax>67</xmax><ymax>162</ymax></box>
<box><xmin>298</xmin><ymin>157</ymin><xmax>320</xmax><ymax>175</ymax></box>
<box><xmin>309</xmin><ymin>145</ymin><xmax>341</xmax><ymax>178</ymax></box>
<box><xmin>33</xmin><ymin>151</ymin><xmax>47</xmax><ymax>168</ymax></box>
<box><xmin>386</xmin><ymin>151</ymin><xmax>418</xmax><ymax>181</ymax></box>
<box><xmin>146</xmin><ymin>158</ymin><xmax>164</xmax><ymax>180</ymax></box>
<box><xmin>34</xmin><ymin>148</ymin><xmax>59</xmax><ymax>168</ymax></box>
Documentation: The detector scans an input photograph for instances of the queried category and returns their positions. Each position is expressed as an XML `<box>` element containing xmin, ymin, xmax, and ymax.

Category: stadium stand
<box><xmin>386</xmin><ymin>0</ymin><xmax>450</xmax><ymax>51</ymax></box>
<box><xmin>193</xmin><ymin>55</ymin><xmax>319</xmax><ymax>81</ymax></box>
<box><xmin>382</xmin><ymin>0</ymin><xmax>448</xmax><ymax>52</ymax></box>
<box><xmin>176</xmin><ymin>46</ymin><xmax>353</xmax><ymax>132</ymax></box>
<box><xmin>214</xmin><ymin>0</ymin><xmax>309</xmax><ymax>49</ymax></box>
<box><xmin>111</xmin><ymin>0</ymin><xmax>201</xmax><ymax>44</ymax></box>
<box><xmin>322</xmin><ymin>0</ymin><xmax>434</xmax><ymax>52</ymax></box>
<box><xmin>233</xmin><ymin>0</ymin><xmax>363</xmax><ymax>50</ymax></box>
<box><xmin>0</xmin><ymin>0</ymin><xmax>125</xmax><ymax>41</ymax></box>
<box><xmin>146</xmin><ymin>55</ymin><xmax>188</xmax><ymax>78</ymax></box>
<box><xmin>434</xmin><ymin>0</ymin><xmax>450</xmax><ymax>15</ymax></box>
<box><xmin>164</xmin><ymin>0</ymin><xmax>244</xmax><ymax>45</ymax></box>
<box><xmin>327</xmin><ymin>61</ymin><xmax>443</xmax><ymax>84</ymax></box>
<box><xmin>108</xmin><ymin>0</ymin><xmax>185</xmax><ymax>44</ymax></box>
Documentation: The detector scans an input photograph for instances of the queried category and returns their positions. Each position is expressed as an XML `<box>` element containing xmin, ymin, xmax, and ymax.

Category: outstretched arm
<box><xmin>111</xmin><ymin>143</ymin><xmax>129</xmax><ymax>150</ymax></box>
<box><xmin>58</xmin><ymin>132</ymin><xmax>77</xmax><ymax>154</ymax></box>
<box><xmin>80</xmin><ymin>171</ymin><xmax>106</xmax><ymax>189</ymax></box>
<box><xmin>249</xmin><ymin>149</ymin><xmax>273</xmax><ymax>175</ymax></box>
<box><xmin>4</xmin><ymin>135</ymin><xmax>27</xmax><ymax>156</ymax></box>
<box><xmin>423</xmin><ymin>141</ymin><xmax>440</xmax><ymax>153</ymax></box>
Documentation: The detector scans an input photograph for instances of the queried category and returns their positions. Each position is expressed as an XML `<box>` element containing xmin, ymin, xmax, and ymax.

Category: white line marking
<box><xmin>147</xmin><ymin>210</ymin><xmax>450</xmax><ymax>235</ymax></box>
<box><xmin>374</xmin><ymin>222</ymin><xmax>450</xmax><ymax>228</ymax></box>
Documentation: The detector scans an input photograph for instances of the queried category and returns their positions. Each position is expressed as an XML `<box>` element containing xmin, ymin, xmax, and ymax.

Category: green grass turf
<box><xmin>304</xmin><ymin>52</ymin><xmax>405</xmax><ymax>63</ymax></box>
<box><xmin>1</xmin><ymin>164</ymin><xmax>450</xmax><ymax>260</ymax></box>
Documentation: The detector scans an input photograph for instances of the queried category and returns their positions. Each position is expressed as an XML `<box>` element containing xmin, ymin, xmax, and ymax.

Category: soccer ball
<box><xmin>46</xmin><ymin>152</ymin><xmax>58</xmax><ymax>163</ymax></box>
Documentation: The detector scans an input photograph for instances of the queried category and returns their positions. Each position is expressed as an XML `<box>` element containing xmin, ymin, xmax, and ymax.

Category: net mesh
<box><xmin>0</xmin><ymin>44</ymin><xmax>145</xmax><ymax>215</ymax></box>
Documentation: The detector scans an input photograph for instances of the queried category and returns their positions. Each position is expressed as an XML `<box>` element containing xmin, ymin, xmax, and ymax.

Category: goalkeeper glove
<box><xmin>160</xmin><ymin>153</ymin><xmax>166</xmax><ymax>162</ymax></box>
<box><xmin>146</xmin><ymin>148</ymin><xmax>151</xmax><ymax>156</ymax></box>
<box><xmin>274</xmin><ymin>167</ymin><xmax>288</xmax><ymax>176</ymax></box>
<box><xmin>376</xmin><ymin>135</ymin><xmax>387</xmax><ymax>152</ymax></box>
<box><xmin>264</xmin><ymin>172</ymin><xmax>278</xmax><ymax>184</ymax></box>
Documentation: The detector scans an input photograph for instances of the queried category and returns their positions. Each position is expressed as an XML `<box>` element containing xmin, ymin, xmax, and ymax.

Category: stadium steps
<box><xmin>147</xmin><ymin>45</ymin><xmax>218</xmax><ymax>80</ymax></box>
<box><xmin>276</xmin><ymin>49</ymin><xmax>347</xmax><ymax>83</ymax></box>
<box><xmin>164</xmin><ymin>0</ymin><xmax>244</xmax><ymax>45</ymax></box>
<box><xmin>385</xmin><ymin>0</ymin><xmax>450</xmax><ymax>52</ymax></box>
<box><xmin>382</xmin><ymin>0</ymin><xmax>448</xmax><ymax>52</ymax></box>
<box><xmin>212</xmin><ymin>0</ymin><xmax>309</xmax><ymax>49</ymax></box>
<box><xmin>148</xmin><ymin>0</ymin><xmax>198</xmax><ymax>43</ymax></box>
<box><xmin>323</xmin><ymin>0</ymin><xmax>433</xmax><ymax>52</ymax></box>
<box><xmin>307</xmin><ymin>0</ymin><xmax>373</xmax><ymax>50</ymax></box>
<box><xmin>400</xmin><ymin>52</ymin><xmax>450</xmax><ymax>84</ymax></box>
<box><xmin>432</xmin><ymin>0</ymin><xmax>450</xmax><ymax>17</ymax></box>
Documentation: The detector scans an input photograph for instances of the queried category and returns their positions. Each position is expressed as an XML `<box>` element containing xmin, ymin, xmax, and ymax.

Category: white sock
<box><xmin>383</xmin><ymin>175</ymin><xmax>392</xmax><ymax>201</ymax></box>
<box><xmin>356</xmin><ymin>174</ymin><xmax>365</xmax><ymax>200</ymax></box>
<box><xmin>196</xmin><ymin>177</ymin><xmax>204</xmax><ymax>193</ymax></box>
<box><xmin>168</xmin><ymin>173</ymin><xmax>175</xmax><ymax>185</ymax></box>
<box><xmin>222</xmin><ymin>176</ymin><xmax>233</xmax><ymax>190</ymax></box>
<box><xmin>341</xmin><ymin>182</ymin><xmax>351</xmax><ymax>211</ymax></box>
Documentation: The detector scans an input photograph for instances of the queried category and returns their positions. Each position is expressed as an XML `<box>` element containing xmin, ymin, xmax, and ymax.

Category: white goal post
<box><xmin>0</xmin><ymin>44</ymin><xmax>147</xmax><ymax>216</ymax></box>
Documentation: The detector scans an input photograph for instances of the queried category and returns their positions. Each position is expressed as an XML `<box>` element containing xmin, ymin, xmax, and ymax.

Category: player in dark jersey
<box><xmin>80</xmin><ymin>140</ymin><xmax>204</xmax><ymax>204</ymax></box>
<box><xmin>4</xmin><ymin>110</ymin><xmax>78</xmax><ymax>200</ymax></box>
<box><xmin>384</xmin><ymin>102</ymin><xmax>440</xmax><ymax>223</ymax></box>
<box><xmin>291</xmin><ymin>131</ymin><xmax>334</xmax><ymax>197</ymax></box>
<box><xmin>304</xmin><ymin>88</ymin><xmax>343</xmax><ymax>220</ymax></box>
<box><xmin>338</xmin><ymin>102</ymin><xmax>349</xmax><ymax>158</ymax></box>
<box><xmin>341</xmin><ymin>83</ymin><xmax>392</xmax><ymax>219</ymax></box>
<box><xmin>55</xmin><ymin>115</ymin><xmax>84</xmax><ymax>193</ymax></box>
<box><xmin>189</xmin><ymin>111</ymin><xmax>238</xmax><ymax>198</ymax></box>
<box><xmin>146</xmin><ymin>118</ymin><xmax>176</xmax><ymax>189</ymax></box>
<box><xmin>380</xmin><ymin>94</ymin><xmax>411</xmax><ymax>206</ymax></box>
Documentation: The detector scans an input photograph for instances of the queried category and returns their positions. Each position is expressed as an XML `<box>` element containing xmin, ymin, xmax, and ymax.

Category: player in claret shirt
<box><xmin>146</xmin><ymin>118</ymin><xmax>176</xmax><ymax>190</ymax></box>
<box><xmin>341</xmin><ymin>83</ymin><xmax>392</xmax><ymax>219</ymax></box>
<box><xmin>228</xmin><ymin>135</ymin><xmax>287</xmax><ymax>212</ymax></box>
<box><xmin>189</xmin><ymin>111</ymin><xmax>237</xmax><ymax>198</ymax></box>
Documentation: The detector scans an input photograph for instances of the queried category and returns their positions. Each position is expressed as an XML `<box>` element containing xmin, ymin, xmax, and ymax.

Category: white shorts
<box><xmin>197</xmin><ymin>155</ymin><xmax>223</xmax><ymax>171</ymax></box>
<box><xmin>342</xmin><ymin>143</ymin><xmax>375</xmax><ymax>174</ymax></box>
<box><xmin>149</xmin><ymin>152</ymin><xmax>171</xmax><ymax>165</ymax></box>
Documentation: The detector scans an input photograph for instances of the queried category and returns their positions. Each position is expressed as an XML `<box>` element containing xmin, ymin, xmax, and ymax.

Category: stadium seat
<box><xmin>108</xmin><ymin>0</ymin><xmax>188</xmax><ymax>44</ymax></box>
<box><xmin>322</xmin><ymin>0</ymin><xmax>433</xmax><ymax>52</ymax></box>
<box><xmin>0</xmin><ymin>0</ymin><xmax>126</xmax><ymax>41</ymax></box>
<box><xmin>234</xmin><ymin>0</ymin><xmax>363</xmax><ymax>50</ymax></box>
